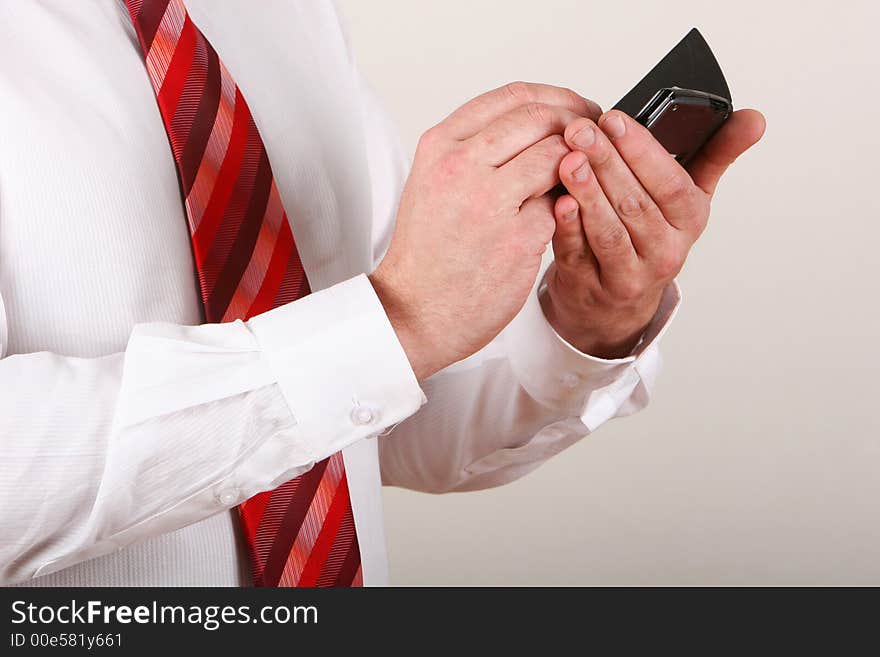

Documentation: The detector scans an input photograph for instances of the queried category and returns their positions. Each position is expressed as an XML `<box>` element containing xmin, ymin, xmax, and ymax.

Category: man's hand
<box><xmin>543</xmin><ymin>108</ymin><xmax>767</xmax><ymax>358</ymax></box>
<box><xmin>370</xmin><ymin>82</ymin><xmax>601</xmax><ymax>379</ymax></box>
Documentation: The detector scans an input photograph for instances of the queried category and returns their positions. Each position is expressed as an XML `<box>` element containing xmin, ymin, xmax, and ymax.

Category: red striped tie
<box><xmin>126</xmin><ymin>0</ymin><xmax>362</xmax><ymax>587</ymax></box>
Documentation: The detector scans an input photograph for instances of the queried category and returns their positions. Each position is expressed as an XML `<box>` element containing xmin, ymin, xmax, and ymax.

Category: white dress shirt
<box><xmin>0</xmin><ymin>0</ymin><xmax>679</xmax><ymax>586</ymax></box>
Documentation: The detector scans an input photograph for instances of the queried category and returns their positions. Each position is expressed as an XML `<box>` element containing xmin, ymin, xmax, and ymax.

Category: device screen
<box><xmin>636</xmin><ymin>88</ymin><xmax>732</xmax><ymax>165</ymax></box>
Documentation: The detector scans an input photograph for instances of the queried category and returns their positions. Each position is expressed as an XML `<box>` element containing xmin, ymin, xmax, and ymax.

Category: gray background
<box><xmin>338</xmin><ymin>0</ymin><xmax>880</xmax><ymax>584</ymax></box>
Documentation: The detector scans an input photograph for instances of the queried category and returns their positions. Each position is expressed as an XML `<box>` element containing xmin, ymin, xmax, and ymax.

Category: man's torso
<box><xmin>0</xmin><ymin>0</ymin><xmax>385</xmax><ymax>585</ymax></box>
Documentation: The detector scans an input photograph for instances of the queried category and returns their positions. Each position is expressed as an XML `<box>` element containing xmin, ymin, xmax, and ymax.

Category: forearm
<box><xmin>0</xmin><ymin>275</ymin><xmax>424</xmax><ymax>584</ymax></box>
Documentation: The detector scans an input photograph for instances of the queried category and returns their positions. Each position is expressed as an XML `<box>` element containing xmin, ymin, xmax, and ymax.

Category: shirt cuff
<box><xmin>504</xmin><ymin>267</ymin><xmax>681</xmax><ymax>426</ymax></box>
<box><xmin>247</xmin><ymin>273</ymin><xmax>427</xmax><ymax>461</ymax></box>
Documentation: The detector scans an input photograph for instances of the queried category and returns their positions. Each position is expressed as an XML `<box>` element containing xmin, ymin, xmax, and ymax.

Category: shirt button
<box><xmin>350</xmin><ymin>405</ymin><xmax>377</xmax><ymax>426</ymax></box>
<box><xmin>561</xmin><ymin>372</ymin><xmax>582</xmax><ymax>389</ymax></box>
<box><xmin>216</xmin><ymin>488</ymin><xmax>239</xmax><ymax>506</ymax></box>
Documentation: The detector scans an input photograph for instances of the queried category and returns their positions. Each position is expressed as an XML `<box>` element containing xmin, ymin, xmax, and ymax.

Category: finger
<box><xmin>496</xmin><ymin>134</ymin><xmax>570</xmax><ymax>203</ymax></box>
<box><xmin>558</xmin><ymin>150</ymin><xmax>638</xmax><ymax>277</ymax></box>
<box><xmin>519</xmin><ymin>193</ymin><xmax>557</xmax><ymax>220</ymax></box>
<box><xmin>688</xmin><ymin>109</ymin><xmax>766</xmax><ymax>196</ymax></box>
<box><xmin>441</xmin><ymin>81</ymin><xmax>601</xmax><ymax>140</ymax></box>
<box><xmin>467</xmin><ymin>103</ymin><xmax>584</xmax><ymax>167</ymax></box>
<box><xmin>517</xmin><ymin>194</ymin><xmax>557</xmax><ymax>255</ymax></box>
<box><xmin>552</xmin><ymin>194</ymin><xmax>597</xmax><ymax>270</ymax></box>
<box><xmin>564</xmin><ymin>118</ymin><xmax>670</xmax><ymax>258</ymax></box>
<box><xmin>593</xmin><ymin>110</ymin><xmax>707</xmax><ymax>233</ymax></box>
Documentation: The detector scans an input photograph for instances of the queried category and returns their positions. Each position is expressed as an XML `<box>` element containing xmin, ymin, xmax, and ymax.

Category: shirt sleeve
<box><xmin>506</xmin><ymin>266</ymin><xmax>681</xmax><ymax>433</ymax></box>
<box><xmin>0</xmin><ymin>275</ymin><xmax>425</xmax><ymax>584</ymax></box>
<box><xmin>378</xmin><ymin>271</ymin><xmax>680</xmax><ymax>494</ymax></box>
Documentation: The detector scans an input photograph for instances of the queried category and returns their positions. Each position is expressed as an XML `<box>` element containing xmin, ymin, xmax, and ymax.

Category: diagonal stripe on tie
<box><xmin>257</xmin><ymin>459</ymin><xmax>330</xmax><ymax>587</ymax></box>
<box><xmin>132</xmin><ymin>0</ymin><xmax>170</xmax><ymax>54</ymax></box>
<box><xmin>125</xmin><ymin>0</ymin><xmax>361</xmax><ymax>587</ymax></box>
<box><xmin>178</xmin><ymin>43</ymin><xmax>220</xmax><ymax>193</ymax></box>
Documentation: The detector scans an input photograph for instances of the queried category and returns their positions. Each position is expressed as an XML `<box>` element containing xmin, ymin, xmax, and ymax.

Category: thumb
<box><xmin>688</xmin><ymin>109</ymin><xmax>766</xmax><ymax>196</ymax></box>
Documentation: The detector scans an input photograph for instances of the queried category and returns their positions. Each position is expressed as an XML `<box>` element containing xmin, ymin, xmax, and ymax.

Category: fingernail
<box><xmin>565</xmin><ymin>206</ymin><xmax>579</xmax><ymax>221</ymax></box>
<box><xmin>602</xmin><ymin>113</ymin><xmax>626</xmax><ymax>139</ymax></box>
<box><xmin>572</xmin><ymin>159</ymin><xmax>591</xmax><ymax>182</ymax></box>
<box><xmin>586</xmin><ymin>99</ymin><xmax>603</xmax><ymax>116</ymax></box>
<box><xmin>571</xmin><ymin>125</ymin><xmax>595</xmax><ymax>149</ymax></box>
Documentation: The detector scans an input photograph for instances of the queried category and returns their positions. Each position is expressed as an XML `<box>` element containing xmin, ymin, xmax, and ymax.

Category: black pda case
<box><xmin>614</xmin><ymin>28</ymin><xmax>733</xmax><ymax>165</ymax></box>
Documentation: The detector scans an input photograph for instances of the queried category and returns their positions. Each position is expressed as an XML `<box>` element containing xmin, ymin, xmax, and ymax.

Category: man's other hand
<box><xmin>543</xmin><ymin>108</ymin><xmax>766</xmax><ymax>358</ymax></box>
<box><xmin>370</xmin><ymin>82</ymin><xmax>600</xmax><ymax>379</ymax></box>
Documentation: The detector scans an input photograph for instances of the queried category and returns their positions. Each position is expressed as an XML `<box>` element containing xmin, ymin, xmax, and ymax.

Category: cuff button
<box><xmin>561</xmin><ymin>372</ymin><xmax>582</xmax><ymax>389</ymax></box>
<box><xmin>350</xmin><ymin>405</ymin><xmax>377</xmax><ymax>426</ymax></box>
<box><xmin>216</xmin><ymin>488</ymin><xmax>239</xmax><ymax>506</ymax></box>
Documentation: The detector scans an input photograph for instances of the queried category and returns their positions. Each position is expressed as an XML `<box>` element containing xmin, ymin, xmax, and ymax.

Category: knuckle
<box><xmin>589</xmin><ymin>138</ymin><xmax>614</xmax><ymax>168</ymax></box>
<box><xmin>696</xmin><ymin>194</ymin><xmax>712</xmax><ymax>227</ymax></box>
<box><xmin>654</xmin><ymin>172</ymin><xmax>694</xmax><ymax>207</ymax></box>
<box><xmin>545</xmin><ymin>133</ymin><xmax>568</xmax><ymax>154</ymax></box>
<box><xmin>616</xmin><ymin>190</ymin><xmax>654</xmax><ymax>221</ymax></box>
<box><xmin>524</xmin><ymin>102</ymin><xmax>551</xmax><ymax>126</ymax></box>
<box><xmin>560</xmin><ymin>86</ymin><xmax>582</xmax><ymax>110</ymax></box>
<box><xmin>466</xmin><ymin>132</ymin><xmax>494</xmax><ymax>158</ymax></box>
<box><xmin>582</xmin><ymin>193</ymin><xmax>606</xmax><ymax>216</ymax></box>
<box><xmin>535</xmin><ymin>134</ymin><xmax>568</xmax><ymax>165</ymax></box>
<box><xmin>504</xmin><ymin>81</ymin><xmax>534</xmax><ymax>103</ymax></box>
<box><xmin>418</xmin><ymin>126</ymin><xmax>444</xmax><ymax>152</ymax></box>
<box><xmin>480</xmin><ymin>126</ymin><xmax>500</xmax><ymax>148</ymax></box>
<box><xmin>654</xmin><ymin>244</ymin><xmax>683</xmax><ymax>278</ymax></box>
<box><xmin>623</xmin><ymin>139</ymin><xmax>651</xmax><ymax>164</ymax></box>
<box><xmin>558</xmin><ymin>247</ymin><xmax>583</xmax><ymax>269</ymax></box>
<box><xmin>679</xmin><ymin>191</ymin><xmax>711</xmax><ymax>236</ymax></box>
<box><xmin>614</xmin><ymin>278</ymin><xmax>644</xmax><ymax>302</ymax></box>
<box><xmin>594</xmin><ymin>222</ymin><xmax>629</xmax><ymax>252</ymax></box>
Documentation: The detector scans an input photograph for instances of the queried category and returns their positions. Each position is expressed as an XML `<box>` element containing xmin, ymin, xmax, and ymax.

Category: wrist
<box><xmin>368</xmin><ymin>266</ymin><xmax>447</xmax><ymax>381</ymax></box>
<box><xmin>540</xmin><ymin>286</ymin><xmax>654</xmax><ymax>360</ymax></box>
